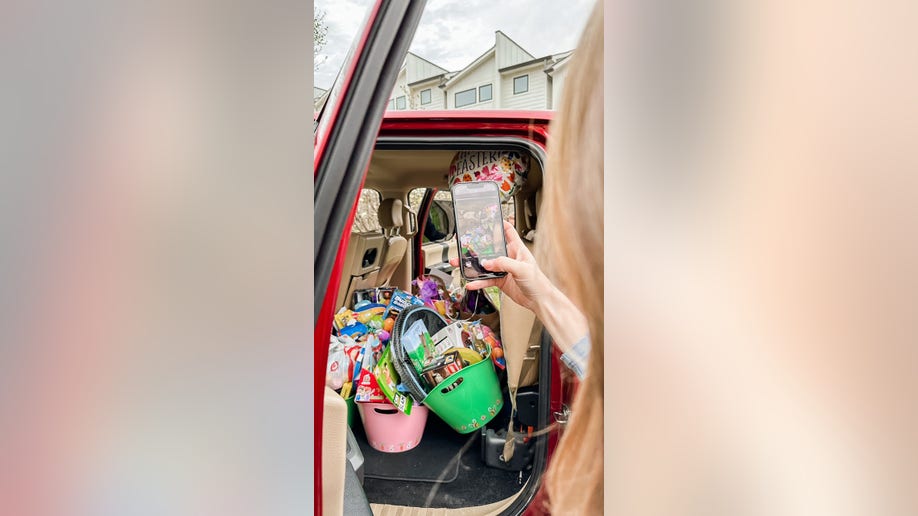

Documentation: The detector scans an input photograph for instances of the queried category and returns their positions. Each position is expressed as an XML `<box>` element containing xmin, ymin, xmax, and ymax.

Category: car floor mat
<box><xmin>353</xmin><ymin>415</ymin><xmax>531</xmax><ymax>508</ymax></box>
<box><xmin>352</xmin><ymin>414</ymin><xmax>463</xmax><ymax>483</ymax></box>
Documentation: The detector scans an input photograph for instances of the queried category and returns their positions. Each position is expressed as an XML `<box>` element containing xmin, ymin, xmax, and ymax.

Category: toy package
<box><xmin>353</xmin><ymin>287</ymin><xmax>395</xmax><ymax>307</ymax></box>
<box><xmin>419</xmin><ymin>350</ymin><xmax>464</xmax><ymax>387</ymax></box>
<box><xmin>384</xmin><ymin>290</ymin><xmax>426</xmax><ymax>320</ymax></box>
<box><xmin>400</xmin><ymin>319</ymin><xmax>436</xmax><ymax>373</ymax></box>
<box><xmin>431</xmin><ymin>323</ymin><xmax>463</xmax><ymax>356</ymax></box>
<box><xmin>374</xmin><ymin>344</ymin><xmax>414</xmax><ymax>414</ymax></box>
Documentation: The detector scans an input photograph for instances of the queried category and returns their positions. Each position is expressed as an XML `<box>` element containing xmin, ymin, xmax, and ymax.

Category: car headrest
<box><xmin>378</xmin><ymin>198</ymin><xmax>404</xmax><ymax>230</ymax></box>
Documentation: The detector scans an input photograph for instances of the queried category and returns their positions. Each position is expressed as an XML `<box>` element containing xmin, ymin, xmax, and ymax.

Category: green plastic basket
<box><xmin>391</xmin><ymin>305</ymin><xmax>504</xmax><ymax>434</ymax></box>
<box><xmin>345</xmin><ymin>394</ymin><xmax>358</xmax><ymax>428</ymax></box>
<box><xmin>421</xmin><ymin>351</ymin><xmax>503</xmax><ymax>434</ymax></box>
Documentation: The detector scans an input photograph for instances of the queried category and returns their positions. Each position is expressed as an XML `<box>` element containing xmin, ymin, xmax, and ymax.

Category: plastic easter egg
<box><xmin>383</xmin><ymin>317</ymin><xmax>395</xmax><ymax>332</ymax></box>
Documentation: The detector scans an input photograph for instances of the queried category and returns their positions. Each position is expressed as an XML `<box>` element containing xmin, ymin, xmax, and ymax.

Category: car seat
<box><xmin>336</xmin><ymin>231</ymin><xmax>385</xmax><ymax>309</ymax></box>
<box><xmin>377</xmin><ymin>198</ymin><xmax>408</xmax><ymax>286</ymax></box>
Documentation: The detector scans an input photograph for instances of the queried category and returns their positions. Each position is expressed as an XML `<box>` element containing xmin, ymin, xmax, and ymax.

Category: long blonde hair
<box><xmin>536</xmin><ymin>2</ymin><xmax>604</xmax><ymax>514</ymax></box>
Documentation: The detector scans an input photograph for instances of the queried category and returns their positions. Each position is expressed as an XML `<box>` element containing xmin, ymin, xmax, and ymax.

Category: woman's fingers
<box><xmin>481</xmin><ymin>256</ymin><xmax>527</xmax><ymax>278</ymax></box>
<box><xmin>449</xmin><ymin>257</ymin><xmax>459</xmax><ymax>267</ymax></box>
<box><xmin>503</xmin><ymin>220</ymin><xmax>523</xmax><ymax>246</ymax></box>
<box><xmin>465</xmin><ymin>279</ymin><xmax>499</xmax><ymax>290</ymax></box>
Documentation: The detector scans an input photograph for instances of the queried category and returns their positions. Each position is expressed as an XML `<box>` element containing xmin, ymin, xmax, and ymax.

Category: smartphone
<box><xmin>450</xmin><ymin>181</ymin><xmax>509</xmax><ymax>281</ymax></box>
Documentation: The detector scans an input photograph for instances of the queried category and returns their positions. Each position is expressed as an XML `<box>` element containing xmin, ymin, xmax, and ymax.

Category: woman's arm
<box><xmin>531</xmin><ymin>283</ymin><xmax>589</xmax><ymax>357</ymax></box>
<box><xmin>531</xmin><ymin>284</ymin><xmax>590</xmax><ymax>379</ymax></box>
<box><xmin>452</xmin><ymin>221</ymin><xmax>591</xmax><ymax>377</ymax></box>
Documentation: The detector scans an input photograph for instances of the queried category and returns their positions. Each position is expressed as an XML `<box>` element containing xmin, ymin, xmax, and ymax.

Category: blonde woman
<box><xmin>452</xmin><ymin>2</ymin><xmax>604</xmax><ymax>513</ymax></box>
<box><xmin>466</xmin><ymin>0</ymin><xmax>918</xmax><ymax>513</ymax></box>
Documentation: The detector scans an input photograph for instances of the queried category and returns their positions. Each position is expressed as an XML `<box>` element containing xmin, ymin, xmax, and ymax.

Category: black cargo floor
<box><xmin>352</xmin><ymin>413</ymin><xmax>462</xmax><ymax>483</ymax></box>
<box><xmin>353</xmin><ymin>407</ymin><xmax>531</xmax><ymax>509</ymax></box>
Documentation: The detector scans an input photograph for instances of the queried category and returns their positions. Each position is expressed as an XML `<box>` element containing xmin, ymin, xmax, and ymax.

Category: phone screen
<box><xmin>450</xmin><ymin>181</ymin><xmax>508</xmax><ymax>280</ymax></box>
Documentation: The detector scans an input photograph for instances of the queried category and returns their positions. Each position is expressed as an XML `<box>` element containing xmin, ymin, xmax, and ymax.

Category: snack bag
<box><xmin>374</xmin><ymin>345</ymin><xmax>414</xmax><ymax>414</ymax></box>
<box><xmin>343</xmin><ymin>342</ymin><xmax>362</xmax><ymax>379</ymax></box>
<box><xmin>353</xmin><ymin>303</ymin><xmax>386</xmax><ymax>323</ymax></box>
<box><xmin>354</xmin><ymin>368</ymin><xmax>386</xmax><ymax>403</ymax></box>
<box><xmin>333</xmin><ymin>308</ymin><xmax>355</xmax><ymax>332</ymax></box>
<box><xmin>326</xmin><ymin>337</ymin><xmax>349</xmax><ymax>390</ymax></box>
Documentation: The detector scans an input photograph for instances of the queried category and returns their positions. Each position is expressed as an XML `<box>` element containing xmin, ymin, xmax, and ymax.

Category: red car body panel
<box><xmin>379</xmin><ymin>110</ymin><xmax>552</xmax><ymax>146</ymax></box>
<box><xmin>316</xmin><ymin>109</ymin><xmax>566</xmax><ymax>515</ymax></box>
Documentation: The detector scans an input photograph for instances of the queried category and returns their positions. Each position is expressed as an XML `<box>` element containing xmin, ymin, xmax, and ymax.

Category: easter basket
<box><xmin>390</xmin><ymin>305</ymin><xmax>503</xmax><ymax>434</ymax></box>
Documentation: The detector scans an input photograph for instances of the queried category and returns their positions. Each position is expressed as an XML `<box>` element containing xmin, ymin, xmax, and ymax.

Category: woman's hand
<box><xmin>450</xmin><ymin>221</ymin><xmax>551</xmax><ymax>313</ymax></box>
<box><xmin>450</xmin><ymin>221</ymin><xmax>589</xmax><ymax>354</ymax></box>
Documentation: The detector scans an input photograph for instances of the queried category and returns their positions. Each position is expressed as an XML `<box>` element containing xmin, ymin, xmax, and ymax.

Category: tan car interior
<box><xmin>336</xmin><ymin>196</ymin><xmax>419</xmax><ymax>310</ymax></box>
<box><xmin>377</xmin><ymin>198</ymin><xmax>408</xmax><ymax>285</ymax></box>
<box><xmin>324</xmin><ymin>148</ymin><xmax>547</xmax><ymax>516</ymax></box>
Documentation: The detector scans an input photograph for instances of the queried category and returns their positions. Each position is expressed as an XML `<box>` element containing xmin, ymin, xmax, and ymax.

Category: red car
<box><xmin>315</xmin><ymin>2</ymin><xmax>573</xmax><ymax>514</ymax></box>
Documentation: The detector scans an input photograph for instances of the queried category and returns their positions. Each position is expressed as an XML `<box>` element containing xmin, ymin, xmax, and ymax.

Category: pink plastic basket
<box><xmin>358</xmin><ymin>402</ymin><xmax>428</xmax><ymax>453</ymax></box>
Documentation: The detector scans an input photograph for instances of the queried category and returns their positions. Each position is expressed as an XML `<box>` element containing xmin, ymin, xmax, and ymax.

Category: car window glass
<box><xmin>352</xmin><ymin>188</ymin><xmax>381</xmax><ymax>233</ymax></box>
<box><xmin>423</xmin><ymin>191</ymin><xmax>454</xmax><ymax>243</ymax></box>
<box><xmin>313</xmin><ymin>1</ymin><xmax>374</xmax><ymax>118</ymax></box>
<box><xmin>408</xmin><ymin>187</ymin><xmax>427</xmax><ymax>212</ymax></box>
